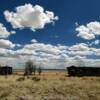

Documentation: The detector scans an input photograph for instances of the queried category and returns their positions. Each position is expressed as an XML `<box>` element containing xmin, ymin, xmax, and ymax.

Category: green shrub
<box><xmin>31</xmin><ymin>77</ymin><xmax>40</xmax><ymax>82</ymax></box>
<box><xmin>16</xmin><ymin>77</ymin><xmax>25</xmax><ymax>81</ymax></box>
<box><xmin>59</xmin><ymin>77</ymin><xmax>66</xmax><ymax>81</ymax></box>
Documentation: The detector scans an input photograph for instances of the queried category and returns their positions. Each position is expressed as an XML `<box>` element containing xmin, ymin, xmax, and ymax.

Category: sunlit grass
<box><xmin>0</xmin><ymin>71</ymin><xmax>100</xmax><ymax>100</ymax></box>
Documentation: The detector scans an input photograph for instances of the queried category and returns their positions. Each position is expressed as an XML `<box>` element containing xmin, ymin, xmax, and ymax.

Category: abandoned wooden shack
<box><xmin>0</xmin><ymin>66</ymin><xmax>13</xmax><ymax>75</ymax></box>
<box><xmin>67</xmin><ymin>66</ymin><xmax>100</xmax><ymax>76</ymax></box>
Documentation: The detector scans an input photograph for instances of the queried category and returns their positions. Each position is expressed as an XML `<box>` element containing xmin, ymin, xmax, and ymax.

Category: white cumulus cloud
<box><xmin>76</xmin><ymin>21</ymin><xmax>100</xmax><ymax>40</ymax></box>
<box><xmin>4</xmin><ymin>4</ymin><xmax>58</xmax><ymax>31</ymax></box>
<box><xmin>0</xmin><ymin>23</ymin><xmax>12</xmax><ymax>38</ymax></box>
<box><xmin>90</xmin><ymin>40</ymin><xmax>100</xmax><ymax>46</ymax></box>
<box><xmin>0</xmin><ymin>39</ymin><xmax>99</xmax><ymax>68</ymax></box>
<box><xmin>94</xmin><ymin>40</ymin><xmax>100</xmax><ymax>45</ymax></box>
<box><xmin>0</xmin><ymin>39</ymin><xmax>15</xmax><ymax>49</ymax></box>
<box><xmin>76</xmin><ymin>25</ymin><xmax>95</xmax><ymax>40</ymax></box>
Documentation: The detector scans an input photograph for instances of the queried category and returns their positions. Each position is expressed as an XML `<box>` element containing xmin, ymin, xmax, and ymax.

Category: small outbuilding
<box><xmin>0</xmin><ymin>66</ymin><xmax>13</xmax><ymax>75</ymax></box>
<box><xmin>67</xmin><ymin>66</ymin><xmax>100</xmax><ymax>76</ymax></box>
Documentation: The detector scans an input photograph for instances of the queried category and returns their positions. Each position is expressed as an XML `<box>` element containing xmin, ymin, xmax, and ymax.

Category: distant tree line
<box><xmin>24</xmin><ymin>60</ymin><xmax>42</xmax><ymax>76</ymax></box>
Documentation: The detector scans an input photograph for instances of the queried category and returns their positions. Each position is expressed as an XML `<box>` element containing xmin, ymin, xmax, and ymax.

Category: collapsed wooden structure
<box><xmin>67</xmin><ymin>66</ymin><xmax>100</xmax><ymax>76</ymax></box>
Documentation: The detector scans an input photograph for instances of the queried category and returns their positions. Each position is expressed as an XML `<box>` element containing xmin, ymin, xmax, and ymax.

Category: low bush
<box><xmin>59</xmin><ymin>77</ymin><xmax>66</xmax><ymax>81</ymax></box>
<box><xmin>31</xmin><ymin>76</ymin><xmax>40</xmax><ymax>82</ymax></box>
<box><xmin>16</xmin><ymin>77</ymin><xmax>25</xmax><ymax>81</ymax></box>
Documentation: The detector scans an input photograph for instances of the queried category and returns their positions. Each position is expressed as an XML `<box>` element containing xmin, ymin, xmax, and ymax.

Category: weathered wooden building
<box><xmin>0</xmin><ymin>66</ymin><xmax>13</xmax><ymax>75</ymax></box>
<box><xmin>67</xmin><ymin>66</ymin><xmax>100</xmax><ymax>76</ymax></box>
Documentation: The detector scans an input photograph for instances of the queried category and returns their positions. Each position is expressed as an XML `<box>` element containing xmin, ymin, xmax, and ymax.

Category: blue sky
<box><xmin>0</xmin><ymin>0</ymin><xmax>99</xmax><ymax>46</ymax></box>
<box><xmin>0</xmin><ymin>0</ymin><xmax>100</xmax><ymax>68</ymax></box>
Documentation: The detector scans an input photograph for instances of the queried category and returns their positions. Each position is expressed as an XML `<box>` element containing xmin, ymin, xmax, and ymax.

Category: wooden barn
<box><xmin>0</xmin><ymin>66</ymin><xmax>13</xmax><ymax>75</ymax></box>
<box><xmin>67</xmin><ymin>66</ymin><xmax>100</xmax><ymax>76</ymax></box>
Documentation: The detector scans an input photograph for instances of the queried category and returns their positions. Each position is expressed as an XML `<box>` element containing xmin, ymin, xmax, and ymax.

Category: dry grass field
<box><xmin>0</xmin><ymin>71</ymin><xmax>100</xmax><ymax>100</ymax></box>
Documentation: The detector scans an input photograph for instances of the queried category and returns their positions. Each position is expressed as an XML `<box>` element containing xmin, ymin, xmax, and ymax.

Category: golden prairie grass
<box><xmin>0</xmin><ymin>71</ymin><xmax>100</xmax><ymax>100</ymax></box>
